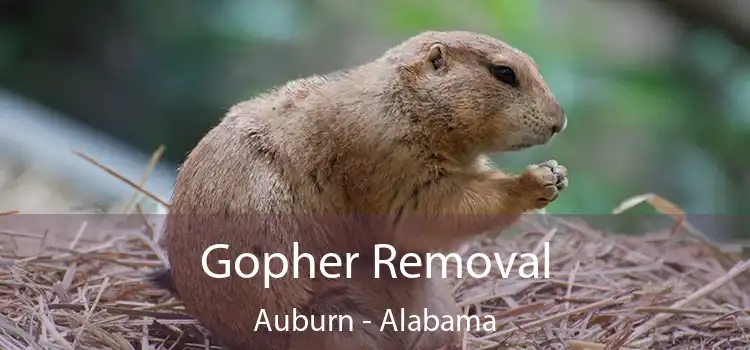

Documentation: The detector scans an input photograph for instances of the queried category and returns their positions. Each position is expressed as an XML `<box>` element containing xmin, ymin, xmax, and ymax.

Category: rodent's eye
<box><xmin>489</xmin><ymin>65</ymin><xmax>518</xmax><ymax>87</ymax></box>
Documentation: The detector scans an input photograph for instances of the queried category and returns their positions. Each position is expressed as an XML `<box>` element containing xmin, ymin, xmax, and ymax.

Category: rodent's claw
<box><xmin>541</xmin><ymin>159</ymin><xmax>558</xmax><ymax>167</ymax></box>
<box><xmin>539</xmin><ymin>159</ymin><xmax>567</xmax><ymax>190</ymax></box>
<box><xmin>519</xmin><ymin>159</ymin><xmax>568</xmax><ymax>209</ymax></box>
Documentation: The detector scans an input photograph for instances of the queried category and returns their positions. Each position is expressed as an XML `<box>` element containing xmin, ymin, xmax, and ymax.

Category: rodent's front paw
<box><xmin>518</xmin><ymin>160</ymin><xmax>568</xmax><ymax>209</ymax></box>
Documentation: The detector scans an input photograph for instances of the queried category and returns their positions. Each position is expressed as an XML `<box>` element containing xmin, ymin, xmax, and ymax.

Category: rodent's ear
<box><xmin>424</xmin><ymin>43</ymin><xmax>448</xmax><ymax>71</ymax></box>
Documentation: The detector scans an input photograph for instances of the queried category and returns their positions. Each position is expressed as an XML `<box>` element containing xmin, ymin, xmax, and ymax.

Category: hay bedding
<box><xmin>3</xmin><ymin>211</ymin><xmax>750</xmax><ymax>349</ymax></box>
<box><xmin>1</xmin><ymin>155</ymin><xmax>749</xmax><ymax>349</ymax></box>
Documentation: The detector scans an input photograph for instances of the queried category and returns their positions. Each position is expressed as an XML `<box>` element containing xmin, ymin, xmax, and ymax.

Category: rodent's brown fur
<box><xmin>154</xmin><ymin>31</ymin><xmax>568</xmax><ymax>350</ymax></box>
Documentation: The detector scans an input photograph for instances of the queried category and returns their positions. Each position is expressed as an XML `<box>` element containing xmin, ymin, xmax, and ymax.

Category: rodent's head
<box><xmin>381</xmin><ymin>31</ymin><xmax>566</xmax><ymax>154</ymax></box>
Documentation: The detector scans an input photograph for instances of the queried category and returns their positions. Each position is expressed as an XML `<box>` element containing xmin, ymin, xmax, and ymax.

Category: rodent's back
<box><xmin>162</xmin><ymin>71</ymin><xmax>416</xmax><ymax>348</ymax></box>
<box><xmin>163</xmin><ymin>102</ymin><xmax>314</xmax><ymax>349</ymax></box>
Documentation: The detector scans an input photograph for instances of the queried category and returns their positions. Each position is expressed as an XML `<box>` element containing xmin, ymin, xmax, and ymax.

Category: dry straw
<box><xmin>1</xmin><ymin>148</ymin><xmax>749</xmax><ymax>349</ymax></box>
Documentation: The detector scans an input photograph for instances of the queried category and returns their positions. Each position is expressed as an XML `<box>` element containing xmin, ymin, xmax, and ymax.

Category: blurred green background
<box><xmin>1</xmin><ymin>0</ymin><xmax>749</xmax><ymax>237</ymax></box>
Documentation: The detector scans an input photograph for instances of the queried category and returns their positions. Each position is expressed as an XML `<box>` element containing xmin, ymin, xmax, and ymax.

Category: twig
<box><xmin>567</xmin><ymin>339</ymin><xmax>639</xmax><ymax>350</ymax></box>
<box><xmin>72</xmin><ymin>150</ymin><xmax>170</xmax><ymax>208</ymax></box>
<box><xmin>120</xmin><ymin>145</ymin><xmax>166</xmax><ymax>214</ymax></box>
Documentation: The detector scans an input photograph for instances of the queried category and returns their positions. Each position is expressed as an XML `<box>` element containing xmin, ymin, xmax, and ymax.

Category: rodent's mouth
<box><xmin>510</xmin><ymin>136</ymin><xmax>550</xmax><ymax>150</ymax></box>
<box><xmin>508</xmin><ymin>143</ymin><xmax>534</xmax><ymax>150</ymax></box>
<box><xmin>501</xmin><ymin>132</ymin><xmax>554</xmax><ymax>152</ymax></box>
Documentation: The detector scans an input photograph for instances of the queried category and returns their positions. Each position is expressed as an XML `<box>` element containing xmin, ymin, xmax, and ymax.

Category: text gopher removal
<box><xmin>200</xmin><ymin>242</ymin><xmax>550</xmax><ymax>288</ymax></box>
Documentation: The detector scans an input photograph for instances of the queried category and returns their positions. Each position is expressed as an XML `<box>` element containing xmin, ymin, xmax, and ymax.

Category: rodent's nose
<box><xmin>552</xmin><ymin>115</ymin><xmax>567</xmax><ymax>135</ymax></box>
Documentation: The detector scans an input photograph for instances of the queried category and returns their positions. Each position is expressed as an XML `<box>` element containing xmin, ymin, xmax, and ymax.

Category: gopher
<box><xmin>149</xmin><ymin>30</ymin><xmax>568</xmax><ymax>350</ymax></box>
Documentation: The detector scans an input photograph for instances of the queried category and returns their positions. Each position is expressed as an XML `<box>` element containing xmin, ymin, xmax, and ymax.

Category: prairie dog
<box><xmin>150</xmin><ymin>30</ymin><xmax>568</xmax><ymax>350</ymax></box>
